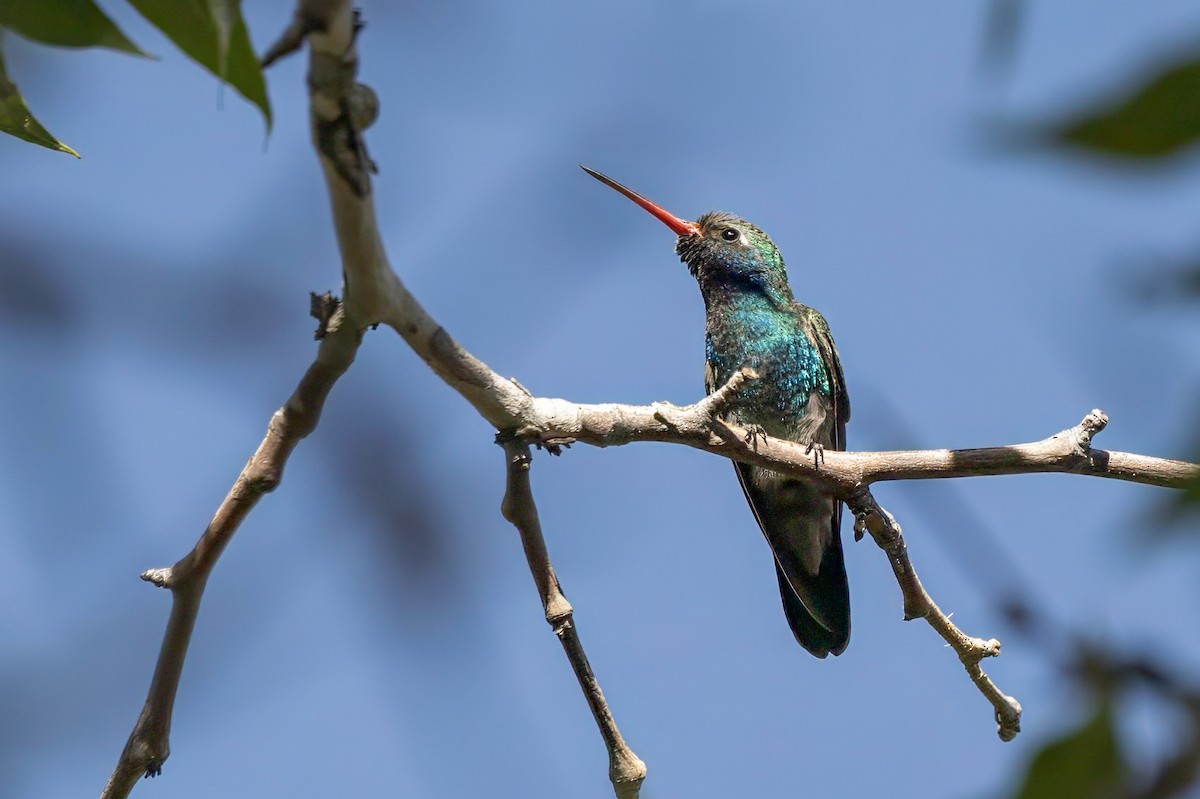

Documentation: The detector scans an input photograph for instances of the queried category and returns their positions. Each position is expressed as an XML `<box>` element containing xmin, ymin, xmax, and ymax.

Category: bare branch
<box><xmin>261</xmin><ymin>0</ymin><xmax>348</xmax><ymax>67</ymax></box>
<box><xmin>851</xmin><ymin>497</ymin><xmax>1021</xmax><ymax>740</ymax></box>
<box><xmin>102</xmin><ymin>1</ymin><xmax>378</xmax><ymax>794</ymax></box>
<box><xmin>101</xmin><ymin>323</ymin><xmax>362</xmax><ymax>799</ymax></box>
<box><xmin>284</xmin><ymin>0</ymin><xmax>1195</xmax><ymax>498</ymax></box>
<box><xmin>499</xmin><ymin>438</ymin><xmax>647</xmax><ymax>798</ymax></box>
<box><xmin>512</xmin><ymin>403</ymin><xmax>1195</xmax><ymax>493</ymax></box>
<box><xmin>269</xmin><ymin>4</ymin><xmax>1199</xmax><ymax>500</ymax></box>
<box><xmin>106</xmin><ymin>0</ymin><xmax>1200</xmax><ymax>793</ymax></box>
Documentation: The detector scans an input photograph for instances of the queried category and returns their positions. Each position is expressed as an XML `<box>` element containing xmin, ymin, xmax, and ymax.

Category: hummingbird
<box><xmin>583</xmin><ymin>166</ymin><xmax>852</xmax><ymax>658</ymax></box>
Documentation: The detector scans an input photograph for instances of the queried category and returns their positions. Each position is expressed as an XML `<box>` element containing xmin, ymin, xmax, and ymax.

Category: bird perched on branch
<box><xmin>583</xmin><ymin>166</ymin><xmax>852</xmax><ymax>657</ymax></box>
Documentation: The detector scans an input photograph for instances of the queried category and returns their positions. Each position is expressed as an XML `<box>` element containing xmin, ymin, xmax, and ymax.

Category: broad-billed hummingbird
<box><xmin>583</xmin><ymin>166</ymin><xmax>852</xmax><ymax>657</ymax></box>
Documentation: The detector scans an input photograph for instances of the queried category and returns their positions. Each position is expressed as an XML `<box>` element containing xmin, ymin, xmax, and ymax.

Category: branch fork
<box><xmin>101</xmin><ymin>1</ymin><xmax>1200</xmax><ymax>796</ymax></box>
<box><xmin>499</xmin><ymin>437</ymin><xmax>646</xmax><ymax>798</ymax></box>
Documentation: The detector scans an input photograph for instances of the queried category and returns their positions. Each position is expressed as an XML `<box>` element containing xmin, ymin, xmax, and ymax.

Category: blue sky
<box><xmin>3</xmin><ymin>2</ymin><xmax>1200</xmax><ymax>797</ymax></box>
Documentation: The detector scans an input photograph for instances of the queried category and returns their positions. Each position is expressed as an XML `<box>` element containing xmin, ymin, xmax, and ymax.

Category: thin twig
<box><xmin>850</xmin><ymin>490</ymin><xmax>1021</xmax><ymax>740</ymax></box>
<box><xmin>102</xmin><ymin>1</ymin><xmax>373</xmax><ymax>795</ymax></box>
<box><xmin>279</xmin><ymin>8</ymin><xmax>1191</xmax><ymax>748</ymax></box>
<box><xmin>499</xmin><ymin>438</ymin><xmax>647</xmax><ymax>799</ymax></box>
<box><xmin>104</xmin><ymin>0</ymin><xmax>1200</xmax><ymax>791</ymax></box>
<box><xmin>509</xmin><ymin>404</ymin><xmax>1196</xmax><ymax>493</ymax></box>
<box><xmin>261</xmin><ymin>0</ymin><xmax>352</xmax><ymax>68</ymax></box>
<box><xmin>100</xmin><ymin>323</ymin><xmax>363</xmax><ymax>799</ymax></box>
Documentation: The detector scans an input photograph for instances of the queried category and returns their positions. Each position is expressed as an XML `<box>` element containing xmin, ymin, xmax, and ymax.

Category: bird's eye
<box><xmin>720</xmin><ymin>228</ymin><xmax>739</xmax><ymax>242</ymax></box>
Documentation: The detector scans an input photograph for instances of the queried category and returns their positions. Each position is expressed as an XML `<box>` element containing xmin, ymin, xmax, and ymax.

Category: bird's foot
<box><xmin>804</xmin><ymin>440</ymin><xmax>825</xmax><ymax>467</ymax></box>
<box><xmin>532</xmin><ymin>437</ymin><xmax>573</xmax><ymax>456</ymax></box>
<box><xmin>853</xmin><ymin>501</ymin><xmax>900</xmax><ymax>543</ymax></box>
<box><xmin>743</xmin><ymin>423</ymin><xmax>768</xmax><ymax>449</ymax></box>
<box><xmin>853</xmin><ymin>510</ymin><xmax>868</xmax><ymax>542</ymax></box>
<box><xmin>495</xmin><ymin>426</ymin><xmax>574</xmax><ymax>456</ymax></box>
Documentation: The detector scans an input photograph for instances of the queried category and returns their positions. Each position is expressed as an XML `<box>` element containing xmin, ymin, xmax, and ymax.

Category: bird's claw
<box><xmin>853</xmin><ymin>511</ymin><xmax>868</xmax><ymax>542</ymax></box>
<box><xmin>533</xmin><ymin>438</ymin><xmax>573</xmax><ymax>456</ymax></box>
<box><xmin>804</xmin><ymin>440</ymin><xmax>825</xmax><ymax>467</ymax></box>
<box><xmin>495</xmin><ymin>427</ymin><xmax>575</xmax><ymax>456</ymax></box>
<box><xmin>743</xmin><ymin>423</ymin><xmax>768</xmax><ymax>449</ymax></box>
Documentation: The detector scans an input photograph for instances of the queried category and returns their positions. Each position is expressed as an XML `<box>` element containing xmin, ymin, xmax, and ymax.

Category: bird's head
<box><xmin>582</xmin><ymin>166</ymin><xmax>790</xmax><ymax>300</ymax></box>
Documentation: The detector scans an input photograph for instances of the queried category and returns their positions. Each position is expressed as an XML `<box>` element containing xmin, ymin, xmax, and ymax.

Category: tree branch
<box><xmin>102</xmin><ymin>1</ymin><xmax>375</xmax><ymax>795</ymax></box>
<box><xmin>509</xmin><ymin>403</ymin><xmax>1194</xmax><ymax>493</ymax></box>
<box><xmin>104</xmin><ymin>0</ymin><xmax>1200</xmax><ymax>794</ymax></box>
<box><xmin>852</xmin><ymin>498</ymin><xmax>1021</xmax><ymax>740</ymax></box>
<box><xmin>101</xmin><ymin>322</ymin><xmax>363</xmax><ymax>799</ymax></box>
<box><xmin>499</xmin><ymin>438</ymin><xmax>647</xmax><ymax>798</ymax></box>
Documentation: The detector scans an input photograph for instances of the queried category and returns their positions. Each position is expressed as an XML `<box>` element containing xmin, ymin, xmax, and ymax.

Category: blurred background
<box><xmin>2</xmin><ymin>1</ymin><xmax>1200</xmax><ymax>797</ymax></box>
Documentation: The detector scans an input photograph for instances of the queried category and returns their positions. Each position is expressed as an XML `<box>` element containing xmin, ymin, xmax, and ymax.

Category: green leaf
<box><xmin>1151</xmin><ymin>425</ymin><xmax>1200</xmax><ymax>530</ymax></box>
<box><xmin>0</xmin><ymin>0</ymin><xmax>146</xmax><ymax>55</ymax></box>
<box><xmin>208</xmin><ymin>0</ymin><xmax>234</xmax><ymax>80</ymax></box>
<box><xmin>1010</xmin><ymin>702</ymin><xmax>1124</xmax><ymax>799</ymax></box>
<box><xmin>1055</xmin><ymin>57</ymin><xmax>1200</xmax><ymax>158</ymax></box>
<box><xmin>125</xmin><ymin>0</ymin><xmax>270</xmax><ymax>129</ymax></box>
<box><xmin>0</xmin><ymin>44</ymin><xmax>79</xmax><ymax>157</ymax></box>
<box><xmin>1170</xmin><ymin>465</ymin><xmax>1200</xmax><ymax>515</ymax></box>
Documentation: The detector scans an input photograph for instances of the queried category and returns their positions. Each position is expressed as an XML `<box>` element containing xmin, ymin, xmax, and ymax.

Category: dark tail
<box><xmin>774</xmin><ymin>532</ymin><xmax>850</xmax><ymax>658</ymax></box>
<box><xmin>735</xmin><ymin>463</ymin><xmax>851</xmax><ymax>657</ymax></box>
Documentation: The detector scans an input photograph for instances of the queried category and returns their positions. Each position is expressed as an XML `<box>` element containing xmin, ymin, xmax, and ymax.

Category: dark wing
<box><xmin>784</xmin><ymin>307</ymin><xmax>852</xmax><ymax>654</ymax></box>
<box><xmin>803</xmin><ymin>305</ymin><xmax>850</xmax><ymax>548</ymax></box>
<box><xmin>804</xmin><ymin>306</ymin><xmax>851</xmax><ymax>449</ymax></box>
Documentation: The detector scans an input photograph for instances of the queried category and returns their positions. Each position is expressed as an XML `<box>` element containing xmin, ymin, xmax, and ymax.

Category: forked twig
<box><xmin>101</xmin><ymin>322</ymin><xmax>363</xmax><ymax>798</ymax></box>
<box><xmin>852</xmin><ymin>493</ymin><xmax>1021</xmax><ymax>740</ymax></box>
<box><xmin>499</xmin><ymin>437</ymin><xmax>646</xmax><ymax>798</ymax></box>
<box><xmin>101</xmin><ymin>0</ymin><xmax>1200</xmax><ymax>793</ymax></box>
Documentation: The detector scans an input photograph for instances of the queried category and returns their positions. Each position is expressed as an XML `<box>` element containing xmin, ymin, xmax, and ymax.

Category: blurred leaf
<box><xmin>1152</xmin><ymin>415</ymin><xmax>1200</xmax><ymax>529</ymax></box>
<box><xmin>1127</xmin><ymin>263</ymin><xmax>1200</xmax><ymax>304</ymax></box>
<box><xmin>977</xmin><ymin>0</ymin><xmax>1022</xmax><ymax>83</ymax></box>
<box><xmin>1010</xmin><ymin>702</ymin><xmax>1124</xmax><ymax>799</ymax></box>
<box><xmin>0</xmin><ymin>45</ymin><xmax>79</xmax><ymax>157</ymax></box>
<box><xmin>1055</xmin><ymin>57</ymin><xmax>1200</xmax><ymax>158</ymax></box>
<box><xmin>0</xmin><ymin>0</ymin><xmax>147</xmax><ymax>55</ymax></box>
<box><xmin>126</xmin><ymin>0</ymin><xmax>271</xmax><ymax>129</ymax></box>
<box><xmin>208</xmin><ymin>0</ymin><xmax>234</xmax><ymax>81</ymax></box>
<box><xmin>1174</xmin><ymin>469</ymin><xmax>1200</xmax><ymax>511</ymax></box>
